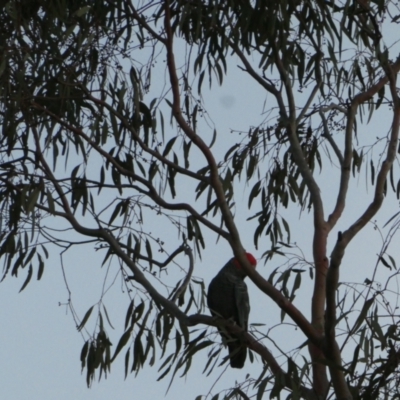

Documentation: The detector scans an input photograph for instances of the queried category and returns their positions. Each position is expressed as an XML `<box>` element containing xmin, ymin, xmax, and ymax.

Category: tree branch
<box><xmin>163</xmin><ymin>3</ymin><xmax>323</xmax><ymax>356</ymax></box>
<box><xmin>126</xmin><ymin>243</ymin><xmax>195</xmax><ymax>304</ymax></box>
<box><xmin>226</xmin><ymin>38</ymin><xmax>287</xmax><ymax>115</ymax></box>
<box><xmin>325</xmin><ymin>59</ymin><xmax>400</xmax><ymax>229</ymax></box>
<box><xmin>325</xmin><ymin>60</ymin><xmax>400</xmax><ymax>400</ymax></box>
<box><xmin>270</xmin><ymin>42</ymin><xmax>330</xmax><ymax>396</ymax></box>
<box><xmin>126</xmin><ymin>0</ymin><xmax>167</xmax><ymax>45</ymax></box>
<box><xmin>296</xmin><ymin>81</ymin><xmax>322</xmax><ymax>124</ymax></box>
<box><xmin>325</xmin><ymin>232</ymin><xmax>352</xmax><ymax>400</ymax></box>
<box><xmin>30</xmin><ymin>102</ymin><xmax>230</xmax><ymax>239</ymax></box>
<box><xmin>319</xmin><ymin>111</ymin><xmax>344</xmax><ymax>166</ymax></box>
<box><xmin>123</xmin><ymin>242</ymin><xmax>188</xmax><ymax>269</ymax></box>
<box><xmin>326</xmin><ymin>103</ymin><xmax>355</xmax><ymax>229</ymax></box>
<box><xmin>273</xmin><ymin>44</ymin><xmax>325</xmax><ymax>225</ymax></box>
<box><xmin>330</xmin><ymin>60</ymin><xmax>400</xmax><ymax>256</ymax></box>
<box><xmin>163</xmin><ymin>2</ymin><xmax>247</xmax><ymax>256</ymax></box>
<box><xmin>80</xmin><ymin>88</ymin><xmax>209</xmax><ymax>185</ymax></box>
<box><xmin>29</xmin><ymin>122</ymin><xmax>104</xmax><ymax>239</ymax></box>
<box><xmin>170</xmin><ymin>245</ymin><xmax>194</xmax><ymax>303</ymax></box>
<box><xmin>187</xmin><ymin>314</ymin><xmax>318</xmax><ymax>400</ymax></box>
<box><xmin>244</xmin><ymin>267</ymin><xmax>323</xmax><ymax>348</ymax></box>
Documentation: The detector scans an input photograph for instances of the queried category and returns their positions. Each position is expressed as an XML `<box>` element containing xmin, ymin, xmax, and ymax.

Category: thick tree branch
<box><xmin>163</xmin><ymin>2</ymin><xmax>247</xmax><ymax>255</ymax></box>
<box><xmin>244</xmin><ymin>267</ymin><xmax>323</xmax><ymax>349</ymax></box>
<box><xmin>271</xmin><ymin>42</ymin><xmax>330</xmax><ymax>396</ymax></box>
<box><xmin>325</xmin><ymin>61</ymin><xmax>400</xmax><ymax>400</ymax></box>
<box><xmin>229</xmin><ymin>34</ymin><xmax>329</xmax><ymax>394</ymax></box>
<box><xmin>325</xmin><ymin>232</ymin><xmax>352</xmax><ymax>400</ymax></box>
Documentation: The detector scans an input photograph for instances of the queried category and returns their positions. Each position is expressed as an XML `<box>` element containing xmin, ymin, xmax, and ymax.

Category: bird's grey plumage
<box><xmin>207</xmin><ymin>258</ymin><xmax>251</xmax><ymax>368</ymax></box>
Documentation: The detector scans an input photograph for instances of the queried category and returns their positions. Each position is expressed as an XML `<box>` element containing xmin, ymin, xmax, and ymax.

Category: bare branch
<box><xmin>103</xmin><ymin>229</ymin><xmax>190</xmax><ymax>321</ymax></box>
<box><xmin>352</xmin><ymin>57</ymin><xmax>400</xmax><ymax>106</ymax></box>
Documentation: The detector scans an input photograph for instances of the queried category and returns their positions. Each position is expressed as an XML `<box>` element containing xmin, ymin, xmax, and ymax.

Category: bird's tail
<box><xmin>227</xmin><ymin>341</ymin><xmax>247</xmax><ymax>369</ymax></box>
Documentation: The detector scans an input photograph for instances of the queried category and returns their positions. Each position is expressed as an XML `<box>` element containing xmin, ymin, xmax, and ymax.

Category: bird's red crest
<box><xmin>245</xmin><ymin>252</ymin><xmax>257</xmax><ymax>266</ymax></box>
<box><xmin>233</xmin><ymin>252</ymin><xmax>257</xmax><ymax>269</ymax></box>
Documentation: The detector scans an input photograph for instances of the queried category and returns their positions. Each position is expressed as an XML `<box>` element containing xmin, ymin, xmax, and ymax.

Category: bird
<box><xmin>207</xmin><ymin>252</ymin><xmax>257</xmax><ymax>368</ymax></box>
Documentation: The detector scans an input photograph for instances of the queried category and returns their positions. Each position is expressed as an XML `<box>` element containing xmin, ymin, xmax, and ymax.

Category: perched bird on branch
<box><xmin>207</xmin><ymin>252</ymin><xmax>257</xmax><ymax>368</ymax></box>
